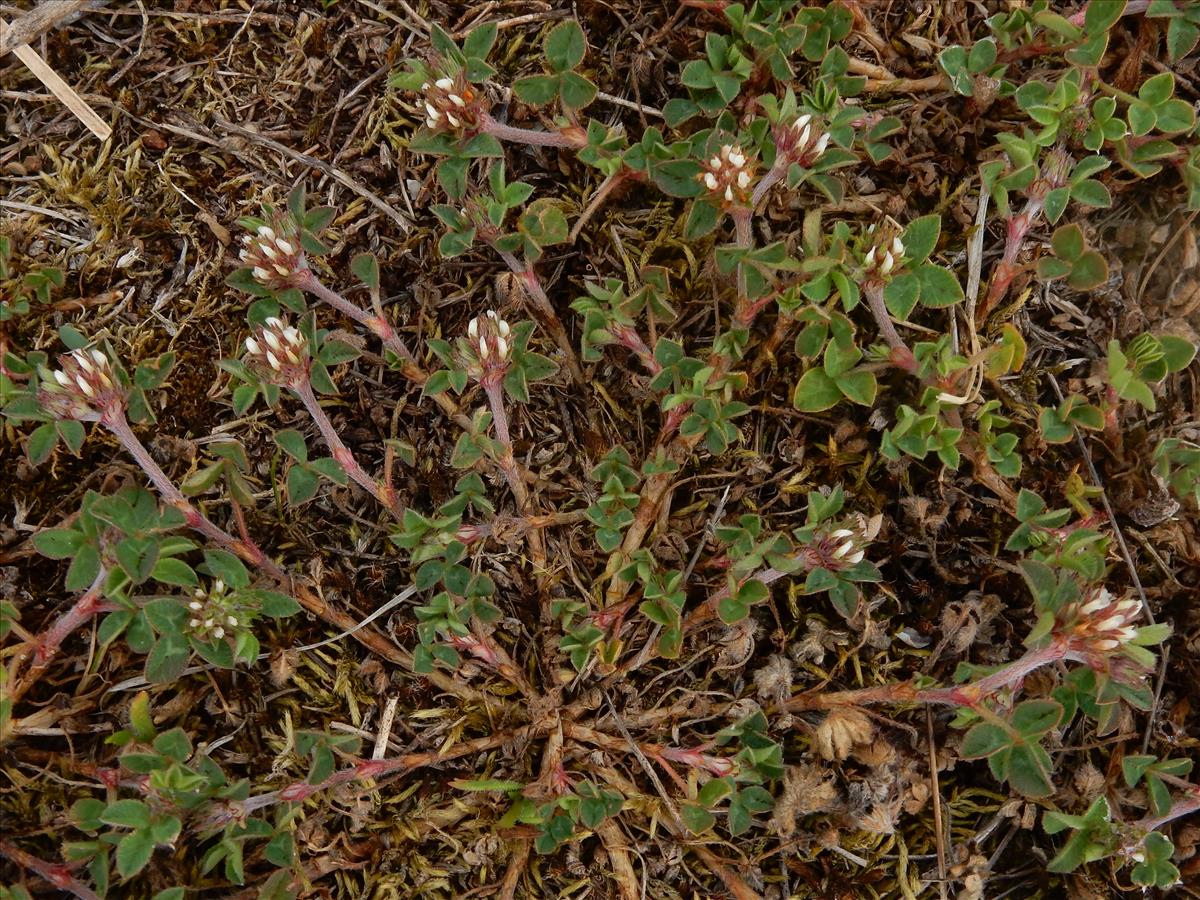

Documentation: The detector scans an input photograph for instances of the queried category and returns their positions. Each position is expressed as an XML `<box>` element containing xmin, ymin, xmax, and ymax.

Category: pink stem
<box><xmin>479</xmin><ymin>112</ymin><xmax>587</xmax><ymax>149</ymax></box>
<box><xmin>9</xmin><ymin>569</ymin><xmax>111</xmax><ymax>706</ymax></box>
<box><xmin>862</xmin><ymin>280</ymin><xmax>918</xmax><ymax>373</ymax></box>
<box><xmin>0</xmin><ymin>840</ymin><xmax>100</xmax><ymax>900</ymax></box>
<box><xmin>102</xmin><ymin>409</ymin><xmax>281</xmax><ymax>579</ymax></box>
<box><xmin>491</xmin><ymin>246</ymin><xmax>585</xmax><ymax>384</ymax></box>
<box><xmin>293</xmin><ymin>378</ymin><xmax>403</xmax><ymax>516</ymax></box>
<box><xmin>298</xmin><ymin>270</ymin><xmax>417</xmax><ymax>367</ymax></box>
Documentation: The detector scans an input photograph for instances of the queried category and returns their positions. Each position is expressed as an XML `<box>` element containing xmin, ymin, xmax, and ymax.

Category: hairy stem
<box><xmin>100</xmin><ymin>408</ymin><xmax>499</xmax><ymax>706</ymax></box>
<box><xmin>293</xmin><ymin>378</ymin><xmax>403</xmax><ymax>516</ymax></box>
<box><xmin>104</xmin><ymin>410</ymin><xmax>276</xmax><ymax>575</ymax></box>
<box><xmin>9</xmin><ymin>568</ymin><xmax>110</xmax><ymax>707</ymax></box>
<box><xmin>0</xmin><ymin>839</ymin><xmax>100</xmax><ymax>900</ymax></box>
<box><xmin>862</xmin><ymin>280</ymin><xmax>918</xmax><ymax>373</ymax></box>
<box><xmin>479</xmin><ymin>111</ymin><xmax>587</xmax><ymax>149</ymax></box>
<box><xmin>979</xmin><ymin>198</ymin><xmax>1043</xmax><ymax>321</ymax></box>
<box><xmin>784</xmin><ymin>641</ymin><xmax>1070</xmax><ymax>712</ymax></box>
<box><xmin>483</xmin><ymin>379</ymin><xmax>547</xmax><ymax>579</ymax></box>
<box><xmin>492</xmin><ymin>245</ymin><xmax>585</xmax><ymax>384</ymax></box>
<box><xmin>297</xmin><ymin>269</ymin><xmax>473</xmax><ymax>431</ymax></box>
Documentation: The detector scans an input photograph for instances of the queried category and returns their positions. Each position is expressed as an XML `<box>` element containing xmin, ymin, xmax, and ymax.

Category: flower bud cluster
<box><xmin>39</xmin><ymin>349</ymin><xmax>123</xmax><ymax>421</ymax></box>
<box><xmin>467</xmin><ymin>309</ymin><xmax>513</xmax><ymax>372</ymax></box>
<box><xmin>244</xmin><ymin>316</ymin><xmax>309</xmax><ymax>384</ymax></box>
<box><xmin>862</xmin><ymin>223</ymin><xmax>906</xmax><ymax>279</ymax></box>
<box><xmin>1065</xmin><ymin>587</ymin><xmax>1141</xmax><ymax>652</ymax></box>
<box><xmin>815</xmin><ymin>513</ymin><xmax>880</xmax><ymax>569</ymax></box>
<box><xmin>239</xmin><ymin>220</ymin><xmax>305</xmax><ymax>290</ymax></box>
<box><xmin>698</xmin><ymin>143</ymin><xmax>756</xmax><ymax>205</ymax></box>
<box><xmin>775</xmin><ymin>113</ymin><xmax>831</xmax><ymax>168</ymax></box>
<box><xmin>185</xmin><ymin>580</ymin><xmax>247</xmax><ymax>643</ymax></box>
<box><xmin>420</xmin><ymin>74</ymin><xmax>481</xmax><ymax>132</ymax></box>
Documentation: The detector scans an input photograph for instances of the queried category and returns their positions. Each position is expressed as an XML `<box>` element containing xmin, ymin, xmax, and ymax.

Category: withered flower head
<box><xmin>39</xmin><ymin>348</ymin><xmax>124</xmax><ymax>422</ymax></box>
<box><xmin>698</xmin><ymin>143</ymin><xmax>756</xmax><ymax>206</ymax></box>
<box><xmin>243</xmin><ymin>316</ymin><xmax>309</xmax><ymax>385</ymax></box>
<box><xmin>239</xmin><ymin>217</ymin><xmax>306</xmax><ymax>291</ymax></box>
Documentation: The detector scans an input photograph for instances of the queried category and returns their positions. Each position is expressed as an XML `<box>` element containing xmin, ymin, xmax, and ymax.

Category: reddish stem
<box><xmin>293</xmin><ymin>378</ymin><xmax>403</xmax><ymax>517</ymax></box>
<box><xmin>9</xmin><ymin>569</ymin><xmax>110</xmax><ymax>707</ymax></box>
<box><xmin>103</xmin><ymin>410</ymin><xmax>278</xmax><ymax>576</ymax></box>
<box><xmin>979</xmin><ymin>198</ymin><xmax>1043</xmax><ymax>321</ymax></box>
<box><xmin>479</xmin><ymin>112</ymin><xmax>587</xmax><ymax>149</ymax></box>
<box><xmin>0</xmin><ymin>839</ymin><xmax>100</xmax><ymax>900</ymax></box>
<box><xmin>297</xmin><ymin>270</ymin><xmax>473</xmax><ymax>431</ymax></box>
<box><xmin>492</xmin><ymin>246</ymin><xmax>585</xmax><ymax>384</ymax></box>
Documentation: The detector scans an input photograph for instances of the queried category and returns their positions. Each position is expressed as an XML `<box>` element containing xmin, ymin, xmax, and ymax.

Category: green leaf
<box><xmin>145</xmin><ymin>635</ymin><xmax>189</xmax><ymax>684</ymax></box>
<box><xmin>65</xmin><ymin>544</ymin><xmax>101</xmax><ymax>592</ymax></box>
<box><xmin>683</xmin><ymin>199</ymin><xmax>720</xmax><ymax>240</ymax></box>
<box><xmin>883</xmin><ymin>272</ymin><xmax>920</xmax><ymax>320</ymax></box>
<box><xmin>901</xmin><ymin>214</ymin><xmax>940</xmax><ymax>264</ymax></box>
<box><xmin>513</xmin><ymin>74</ymin><xmax>560</xmax><ymax>106</ymax></box>
<box><xmin>1069</xmin><ymin>179</ymin><xmax>1112</xmax><ymax>208</ymax></box>
<box><xmin>116</xmin><ymin>829</ymin><xmax>156</xmax><ymax>879</ymax></box>
<box><xmin>101</xmin><ymin>799</ymin><xmax>152</xmax><ymax>829</ymax></box>
<box><xmin>1158</xmin><ymin>335</ymin><xmax>1196</xmax><ymax>372</ymax></box>
<box><xmin>286</xmin><ymin>466</ymin><xmax>320</xmax><ymax>505</ymax></box>
<box><xmin>836</xmin><ymin>370</ymin><xmax>877</xmax><ymax>406</ymax></box>
<box><xmin>559</xmin><ymin>71</ymin><xmax>597</xmax><ymax>109</ymax></box>
<box><xmin>916</xmin><ymin>264</ymin><xmax>963</xmax><ymax>307</ymax></box>
<box><xmin>1138</xmin><ymin>71</ymin><xmax>1174</xmax><ymax>107</ymax></box>
<box><xmin>26</xmin><ymin>422</ymin><xmax>58</xmax><ymax>466</ymax></box>
<box><xmin>1012</xmin><ymin>699</ymin><xmax>1063</xmax><ymax>736</ymax></box>
<box><xmin>1007</xmin><ymin>741</ymin><xmax>1055</xmax><ymax>797</ymax></box>
<box><xmin>960</xmin><ymin>722</ymin><xmax>1010</xmax><ymax>758</ymax></box>
<box><xmin>1050</xmin><ymin>224</ymin><xmax>1085</xmax><ymax>261</ymax></box>
<box><xmin>201</xmin><ymin>549</ymin><xmax>250</xmax><ymax>590</ymax></box>
<box><xmin>151</xmin><ymin>558</ymin><xmax>197</xmax><ymax>588</ymax></box>
<box><xmin>544</xmin><ymin>20</ymin><xmax>586</xmax><ymax>72</ymax></box>
<box><xmin>33</xmin><ymin>527</ymin><xmax>82</xmax><ymax>559</ymax></box>
<box><xmin>680</xmin><ymin>803</ymin><xmax>715</xmax><ymax>834</ymax></box>
<box><xmin>1067</xmin><ymin>251</ymin><xmax>1107</xmax><ymax>290</ymax></box>
<box><xmin>275</xmin><ymin>429</ymin><xmax>307</xmax><ymax>463</ymax></box>
<box><xmin>350</xmin><ymin>253</ymin><xmax>379</xmax><ymax>291</ymax></box>
<box><xmin>462</xmin><ymin>21</ymin><xmax>498</xmax><ymax>60</ymax></box>
<box><xmin>793</xmin><ymin>368</ymin><xmax>843</xmax><ymax>412</ymax></box>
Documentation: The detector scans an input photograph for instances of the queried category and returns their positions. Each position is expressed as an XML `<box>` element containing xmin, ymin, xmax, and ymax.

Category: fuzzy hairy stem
<box><xmin>0</xmin><ymin>839</ymin><xmax>100</xmax><ymax>900</ymax></box>
<box><xmin>492</xmin><ymin>245</ymin><xmax>584</xmax><ymax>384</ymax></box>
<box><xmin>862</xmin><ymin>280</ymin><xmax>918</xmax><ymax>373</ymax></box>
<box><xmin>101</xmin><ymin>408</ymin><xmax>499</xmax><ymax>707</ymax></box>
<box><xmin>979</xmin><ymin>197</ymin><xmax>1043</xmax><ymax>320</ymax></box>
<box><xmin>104</xmin><ymin>410</ymin><xmax>276</xmax><ymax>574</ymax></box>
<box><xmin>210</xmin><ymin>723</ymin><xmax>544</xmax><ymax>827</ymax></box>
<box><xmin>483</xmin><ymin>378</ymin><xmax>548</xmax><ymax>582</ymax></box>
<box><xmin>294</xmin><ymin>378</ymin><xmax>403</xmax><ymax>516</ymax></box>
<box><xmin>479</xmin><ymin>111</ymin><xmax>587</xmax><ymax>149</ymax></box>
<box><xmin>8</xmin><ymin>568</ymin><xmax>109</xmax><ymax>707</ymax></box>
<box><xmin>784</xmin><ymin>641</ymin><xmax>1070</xmax><ymax>713</ymax></box>
<box><xmin>297</xmin><ymin>269</ymin><xmax>473</xmax><ymax>431</ymax></box>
